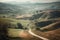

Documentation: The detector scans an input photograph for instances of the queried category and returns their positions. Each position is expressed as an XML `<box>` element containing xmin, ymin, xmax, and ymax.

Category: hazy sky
<box><xmin>0</xmin><ymin>0</ymin><xmax>60</xmax><ymax>3</ymax></box>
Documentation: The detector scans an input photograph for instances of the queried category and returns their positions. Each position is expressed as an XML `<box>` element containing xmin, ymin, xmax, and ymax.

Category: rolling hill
<box><xmin>0</xmin><ymin>2</ymin><xmax>60</xmax><ymax>15</ymax></box>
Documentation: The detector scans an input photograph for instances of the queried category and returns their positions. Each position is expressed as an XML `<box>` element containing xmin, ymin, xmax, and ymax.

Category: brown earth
<box><xmin>18</xmin><ymin>22</ymin><xmax>60</xmax><ymax>40</ymax></box>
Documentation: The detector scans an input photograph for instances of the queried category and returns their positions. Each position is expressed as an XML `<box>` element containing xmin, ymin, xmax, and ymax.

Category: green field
<box><xmin>0</xmin><ymin>18</ymin><xmax>31</xmax><ymax>37</ymax></box>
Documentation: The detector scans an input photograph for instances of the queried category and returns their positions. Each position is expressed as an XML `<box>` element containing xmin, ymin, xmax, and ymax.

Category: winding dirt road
<box><xmin>28</xmin><ymin>29</ymin><xmax>49</xmax><ymax>40</ymax></box>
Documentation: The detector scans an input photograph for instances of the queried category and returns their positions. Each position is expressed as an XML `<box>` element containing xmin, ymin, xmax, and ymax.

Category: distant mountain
<box><xmin>0</xmin><ymin>2</ymin><xmax>23</xmax><ymax>14</ymax></box>
<box><xmin>0</xmin><ymin>2</ymin><xmax>60</xmax><ymax>15</ymax></box>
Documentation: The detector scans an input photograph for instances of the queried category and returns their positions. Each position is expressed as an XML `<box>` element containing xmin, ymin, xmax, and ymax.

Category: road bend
<box><xmin>28</xmin><ymin>29</ymin><xmax>49</xmax><ymax>40</ymax></box>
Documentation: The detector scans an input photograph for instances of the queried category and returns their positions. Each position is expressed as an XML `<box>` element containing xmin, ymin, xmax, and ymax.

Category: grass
<box><xmin>0</xmin><ymin>18</ymin><xmax>30</xmax><ymax>37</ymax></box>
<box><xmin>0</xmin><ymin>18</ymin><xmax>30</xmax><ymax>36</ymax></box>
<box><xmin>0</xmin><ymin>17</ymin><xmax>60</xmax><ymax>40</ymax></box>
<box><xmin>8</xmin><ymin>28</ymin><xmax>23</xmax><ymax>37</ymax></box>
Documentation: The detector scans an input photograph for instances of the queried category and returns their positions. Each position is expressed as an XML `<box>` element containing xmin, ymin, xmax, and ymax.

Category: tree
<box><xmin>0</xmin><ymin>18</ymin><xmax>10</xmax><ymax>40</ymax></box>
<box><xmin>17</xmin><ymin>23</ymin><xmax>23</xmax><ymax>29</ymax></box>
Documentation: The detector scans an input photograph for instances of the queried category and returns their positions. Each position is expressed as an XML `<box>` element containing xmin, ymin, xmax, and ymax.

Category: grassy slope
<box><xmin>1</xmin><ymin>18</ymin><xmax>60</xmax><ymax>40</ymax></box>
<box><xmin>32</xmin><ymin>28</ymin><xmax>60</xmax><ymax>40</ymax></box>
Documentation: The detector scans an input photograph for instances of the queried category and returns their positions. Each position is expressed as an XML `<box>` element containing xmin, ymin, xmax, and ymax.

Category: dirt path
<box><xmin>28</xmin><ymin>29</ymin><xmax>49</xmax><ymax>40</ymax></box>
